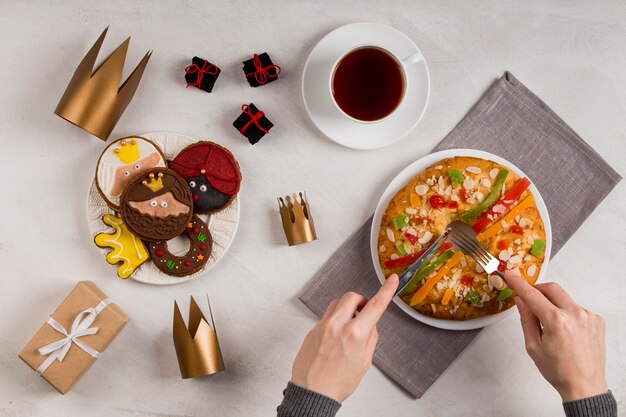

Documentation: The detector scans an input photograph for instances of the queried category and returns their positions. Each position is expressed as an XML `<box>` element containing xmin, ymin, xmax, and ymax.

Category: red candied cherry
<box><xmin>498</xmin><ymin>260</ymin><xmax>506</xmax><ymax>272</ymax></box>
<box><xmin>155</xmin><ymin>248</ymin><xmax>164</xmax><ymax>257</ymax></box>
<box><xmin>199</xmin><ymin>244</ymin><xmax>207</xmax><ymax>251</ymax></box>
<box><xmin>448</xmin><ymin>200</ymin><xmax>458</xmax><ymax>209</ymax></box>
<box><xmin>429</xmin><ymin>194</ymin><xmax>446</xmax><ymax>209</ymax></box>
<box><xmin>510</xmin><ymin>225</ymin><xmax>524</xmax><ymax>234</ymax></box>
<box><xmin>184</xmin><ymin>260</ymin><xmax>191</xmax><ymax>267</ymax></box>
<box><xmin>461</xmin><ymin>274</ymin><xmax>472</xmax><ymax>286</ymax></box>
<box><xmin>459</xmin><ymin>189</ymin><xmax>468</xmax><ymax>201</ymax></box>
<box><xmin>192</xmin><ymin>227</ymin><xmax>199</xmax><ymax>234</ymax></box>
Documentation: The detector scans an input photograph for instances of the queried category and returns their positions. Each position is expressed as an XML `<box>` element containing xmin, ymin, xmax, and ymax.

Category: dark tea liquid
<box><xmin>331</xmin><ymin>47</ymin><xmax>404</xmax><ymax>122</ymax></box>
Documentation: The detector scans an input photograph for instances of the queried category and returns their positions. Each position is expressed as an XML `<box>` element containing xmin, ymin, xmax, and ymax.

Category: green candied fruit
<box><xmin>395</xmin><ymin>243</ymin><xmax>408</xmax><ymax>256</ymax></box>
<box><xmin>165</xmin><ymin>260</ymin><xmax>176</xmax><ymax>270</ymax></box>
<box><xmin>530</xmin><ymin>239</ymin><xmax>545</xmax><ymax>258</ymax></box>
<box><xmin>197</xmin><ymin>233</ymin><xmax>207</xmax><ymax>243</ymax></box>
<box><xmin>391</xmin><ymin>214</ymin><xmax>409</xmax><ymax>230</ymax></box>
<box><xmin>497</xmin><ymin>288</ymin><xmax>513</xmax><ymax>301</ymax></box>
<box><xmin>447</xmin><ymin>169</ymin><xmax>465</xmax><ymax>186</ymax></box>
<box><xmin>398</xmin><ymin>250</ymin><xmax>454</xmax><ymax>296</ymax></box>
<box><xmin>464</xmin><ymin>291</ymin><xmax>480</xmax><ymax>305</ymax></box>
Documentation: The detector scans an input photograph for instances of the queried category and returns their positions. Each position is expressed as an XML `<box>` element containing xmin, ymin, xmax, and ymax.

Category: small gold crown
<box><xmin>142</xmin><ymin>172</ymin><xmax>164</xmax><ymax>192</ymax></box>
<box><xmin>113</xmin><ymin>139</ymin><xmax>139</xmax><ymax>164</ymax></box>
<box><xmin>277</xmin><ymin>192</ymin><xmax>317</xmax><ymax>246</ymax></box>
<box><xmin>54</xmin><ymin>27</ymin><xmax>152</xmax><ymax>141</ymax></box>
<box><xmin>173</xmin><ymin>296</ymin><xmax>225</xmax><ymax>379</ymax></box>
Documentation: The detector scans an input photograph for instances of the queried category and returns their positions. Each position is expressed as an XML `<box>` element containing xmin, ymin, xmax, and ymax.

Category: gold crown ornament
<box><xmin>113</xmin><ymin>139</ymin><xmax>140</xmax><ymax>163</ymax></box>
<box><xmin>277</xmin><ymin>192</ymin><xmax>318</xmax><ymax>246</ymax></box>
<box><xmin>173</xmin><ymin>296</ymin><xmax>225</xmax><ymax>379</ymax></box>
<box><xmin>54</xmin><ymin>27</ymin><xmax>152</xmax><ymax>141</ymax></box>
<box><xmin>142</xmin><ymin>172</ymin><xmax>164</xmax><ymax>192</ymax></box>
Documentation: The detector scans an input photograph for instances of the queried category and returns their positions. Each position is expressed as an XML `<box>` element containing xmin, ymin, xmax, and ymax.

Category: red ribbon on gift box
<box><xmin>245</xmin><ymin>54</ymin><xmax>281</xmax><ymax>85</ymax></box>
<box><xmin>185</xmin><ymin>60</ymin><xmax>219</xmax><ymax>88</ymax></box>
<box><xmin>239</xmin><ymin>104</ymin><xmax>269</xmax><ymax>135</ymax></box>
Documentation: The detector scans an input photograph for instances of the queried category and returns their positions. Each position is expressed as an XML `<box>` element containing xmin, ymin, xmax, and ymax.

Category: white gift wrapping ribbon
<box><xmin>36</xmin><ymin>299</ymin><xmax>111</xmax><ymax>375</ymax></box>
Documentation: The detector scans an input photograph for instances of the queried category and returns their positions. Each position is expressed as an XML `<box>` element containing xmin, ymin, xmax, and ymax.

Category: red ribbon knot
<box><xmin>245</xmin><ymin>54</ymin><xmax>281</xmax><ymax>85</ymax></box>
<box><xmin>185</xmin><ymin>60</ymin><xmax>218</xmax><ymax>88</ymax></box>
<box><xmin>239</xmin><ymin>104</ymin><xmax>269</xmax><ymax>135</ymax></box>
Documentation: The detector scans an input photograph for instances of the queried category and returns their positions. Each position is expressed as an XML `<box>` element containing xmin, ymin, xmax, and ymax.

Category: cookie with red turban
<box><xmin>170</xmin><ymin>141</ymin><xmax>242</xmax><ymax>214</ymax></box>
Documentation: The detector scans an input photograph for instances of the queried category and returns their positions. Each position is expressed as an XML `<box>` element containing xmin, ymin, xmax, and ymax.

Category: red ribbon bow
<box><xmin>239</xmin><ymin>104</ymin><xmax>269</xmax><ymax>135</ymax></box>
<box><xmin>185</xmin><ymin>60</ymin><xmax>219</xmax><ymax>88</ymax></box>
<box><xmin>245</xmin><ymin>54</ymin><xmax>281</xmax><ymax>85</ymax></box>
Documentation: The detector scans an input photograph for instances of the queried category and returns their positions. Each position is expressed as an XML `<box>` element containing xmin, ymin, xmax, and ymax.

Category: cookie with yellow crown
<box><xmin>95</xmin><ymin>136</ymin><xmax>167</xmax><ymax>211</ymax></box>
<box><xmin>120</xmin><ymin>168</ymin><xmax>194</xmax><ymax>242</ymax></box>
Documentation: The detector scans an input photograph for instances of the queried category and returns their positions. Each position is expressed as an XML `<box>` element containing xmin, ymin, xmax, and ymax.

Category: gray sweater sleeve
<box><xmin>277</xmin><ymin>385</ymin><xmax>618</xmax><ymax>417</ymax></box>
<box><xmin>277</xmin><ymin>382</ymin><xmax>341</xmax><ymax>417</ymax></box>
<box><xmin>563</xmin><ymin>391</ymin><xmax>617</xmax><ymax>417</ymax></box>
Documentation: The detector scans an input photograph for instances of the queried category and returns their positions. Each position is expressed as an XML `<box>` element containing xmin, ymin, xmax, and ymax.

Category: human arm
<box><xmin>277</xmin><ymin>274</ymin><xmax>400</xmax><ymax>416</ymax></box>
<box><xmin>504</xmin><ymin>272</ymin><xmax>617</xmax><ymax>417</ymax></box>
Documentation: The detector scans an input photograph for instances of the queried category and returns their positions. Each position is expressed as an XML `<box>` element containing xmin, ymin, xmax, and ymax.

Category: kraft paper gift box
<box><xmin>19</xmin><ymin>280</ymin><xmax>129</xmax><ymax>394</ymax></box>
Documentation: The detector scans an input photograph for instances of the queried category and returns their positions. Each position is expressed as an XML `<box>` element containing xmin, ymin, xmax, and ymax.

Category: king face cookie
<box><xmin>96</xmin><ymin>136</ymin><xmax>167</xmax><ymax>210</ymax></box>
<box><xmin>170</xmin><ymin>141</ymin><xmax>242</xmax><ymax>214</ymax></box>
<box><xmin>120</xmin><ymin>168</ymin><xmax>194</xmax><ymax>242</ymax></box>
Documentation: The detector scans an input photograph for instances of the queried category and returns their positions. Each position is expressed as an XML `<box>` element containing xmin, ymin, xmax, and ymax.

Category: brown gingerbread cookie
<box><xmin>120</xmin><ymin>168</ymin><xmax>193</xmax><ymax>242</ymax></box>
<box><xmin>148</xmin><ymin>215</ymin><xmax>212</xmax><ymax>276</ymax></box>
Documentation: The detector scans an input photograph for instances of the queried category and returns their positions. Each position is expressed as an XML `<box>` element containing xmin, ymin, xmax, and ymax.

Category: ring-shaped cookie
<box><xmin>148</xmin><ymin>215</ymin><xmax>213</xmax><ymax>277</ymax></box>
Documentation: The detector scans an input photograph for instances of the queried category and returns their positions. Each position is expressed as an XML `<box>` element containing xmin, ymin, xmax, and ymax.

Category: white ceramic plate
<box><xmin>370</xmin><ymin>149</ymin><xmax>552</xmax><ymax>330</ymax></box>
<box><xmin>86</xmin><ymin>132</ymin><xmax>240</xmax><ymax>285</ymax></box>
<box><xmin>302</xmin><ymin>22</ymin><xmax>430</xmax><ymax>150</ymax></box>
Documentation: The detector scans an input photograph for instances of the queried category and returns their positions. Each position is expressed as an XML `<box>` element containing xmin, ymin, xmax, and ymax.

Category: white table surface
<box><xmin>1</xmin><ymin>1</ymin><xmax>624</xmax><ymax>416</ymax></box>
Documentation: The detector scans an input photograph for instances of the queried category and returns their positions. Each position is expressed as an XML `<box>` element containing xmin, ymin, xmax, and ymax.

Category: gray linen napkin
<box><xmin>298</xmin><ymin>72</ymin><xmax>621</xmax><ymax>398</ymax></box>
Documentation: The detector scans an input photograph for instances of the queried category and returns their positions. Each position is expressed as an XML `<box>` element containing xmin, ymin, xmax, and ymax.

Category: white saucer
<box><xmin>302</xmin><ymin>22</ymin><xmax>430</xmax><ymax>150</ymax></box>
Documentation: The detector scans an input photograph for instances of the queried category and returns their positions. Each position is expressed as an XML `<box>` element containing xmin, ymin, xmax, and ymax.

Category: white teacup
<box><xmin>329</xmin><ymin>45</ymin><xmax>423</xmax><ymax>123</ymax></box>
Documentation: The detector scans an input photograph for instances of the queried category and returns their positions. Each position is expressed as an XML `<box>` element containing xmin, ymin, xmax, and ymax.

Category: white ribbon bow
<box><xmin>36</xmin><ymin>299</ymin><xmax>111</xmax><ymax>375</ymax></box>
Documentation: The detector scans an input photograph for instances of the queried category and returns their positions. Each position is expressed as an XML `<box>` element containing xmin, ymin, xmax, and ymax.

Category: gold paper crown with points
<box><xmin>54</xmin><ymin>27</ymin><xmax>152</xmax><ymax>141</ymax></box>
<box><xmin>113</xmin><ymin>139</ymin><xmax>139</xmax><ymax>163</ymax></box>
<box><xmin>277</xmin><ymin>192</ymin><xmax>318</xmax><ymax>246</ymax></box>
<box><xmin>173</xmin><ymin>296</ymin><xmax>225</xmax><ymax>379</ymax></box>
<box><xmin>142</xmin><ymin>172</ymin><xmax>163</xmax><ymax>192</ymax></box>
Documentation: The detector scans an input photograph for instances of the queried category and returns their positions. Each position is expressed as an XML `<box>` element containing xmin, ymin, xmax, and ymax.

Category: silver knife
<box><xmin>395</xmin><ymin>227</ymin><xmax>452</xmax><ymax>296</ymax></box>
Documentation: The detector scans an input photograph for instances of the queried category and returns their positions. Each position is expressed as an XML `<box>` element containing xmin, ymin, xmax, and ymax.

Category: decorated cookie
<box><xmin>170</xmin><ymin>141</ymin><xmax>242</xmax><ymax>214</ymax></box>
<box><xmin>148</xmin><ymin>215</ymin><xmax>212</xmax><ymax>277</ymax></box>
<box><xmin>120</xmin><ymin>168</ymin><xmax>194</xmax><ymax>242</ymax></box>
<box><xmin>96</xmin><ymin>136</ymin><xmax>167</xmax><ymax>210</ymax></box>
<box><xmin>94</xmin><ymin>214</ymin><xmax>149</xmax><ymax>279</ymax></box>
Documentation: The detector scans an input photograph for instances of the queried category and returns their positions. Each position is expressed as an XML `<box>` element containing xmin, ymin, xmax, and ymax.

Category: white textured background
<box><xmin>0</xmin><ymin>1</ymin><xmax>624</xmax><ymax>416</ymax></box>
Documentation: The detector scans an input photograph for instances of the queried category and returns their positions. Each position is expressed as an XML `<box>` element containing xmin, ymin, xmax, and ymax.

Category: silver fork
<box><xmin>447</xmin><ymin>221</ymin><xmax>507</xmax><ymax>281</ymax></box>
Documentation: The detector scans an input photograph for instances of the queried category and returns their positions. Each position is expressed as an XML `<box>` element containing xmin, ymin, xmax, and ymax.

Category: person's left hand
<box><xmin>290</xmin><ymin>274</ymin><xmax>399</xmax><ymax>403</ymax></box>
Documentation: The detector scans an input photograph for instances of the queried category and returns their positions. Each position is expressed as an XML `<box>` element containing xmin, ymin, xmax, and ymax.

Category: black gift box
<box><xmin>233</xmin><ymin>103</ymin><xmax>273</xmax><ymax>145</ymax></box>
<box><xmin>185</xmin><ymin>56</ymin><xmax>221</xmax><ymax>93</ymax></box>
<box><xmin>242</xmin><ymin>52</ymin><xmax>280</xmax><ymax>87</ymax></box>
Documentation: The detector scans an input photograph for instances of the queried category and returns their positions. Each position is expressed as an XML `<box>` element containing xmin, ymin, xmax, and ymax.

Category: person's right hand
<box><xmin>505</xmin><ymin>272</ymin><xmax>608</xmax><ymax>402</ymax></box>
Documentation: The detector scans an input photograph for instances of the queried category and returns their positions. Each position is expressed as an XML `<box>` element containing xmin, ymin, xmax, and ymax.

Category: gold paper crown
<box><xmin>54</xmin><ymin>27</ymin><xmax>152</xmax><ymax>141</ymax></box>
<box><xmin>173</xmin><ymin>296</ymin><xmax>225</xmax><ymax>379</ymax></box>
<box><xmin>113</xmin><ymin>139</ymin><xmax>139</xmax><ymax>163</ymax></box>
<box><xmin>142</xmin><ymin>172</ymin><xmax>164</xmax><ymax>192</ymax></box>
<box><xmin>277</xmin><ymin>192</ymin><xmax>318</xmax><ymax>246</ymax></box>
